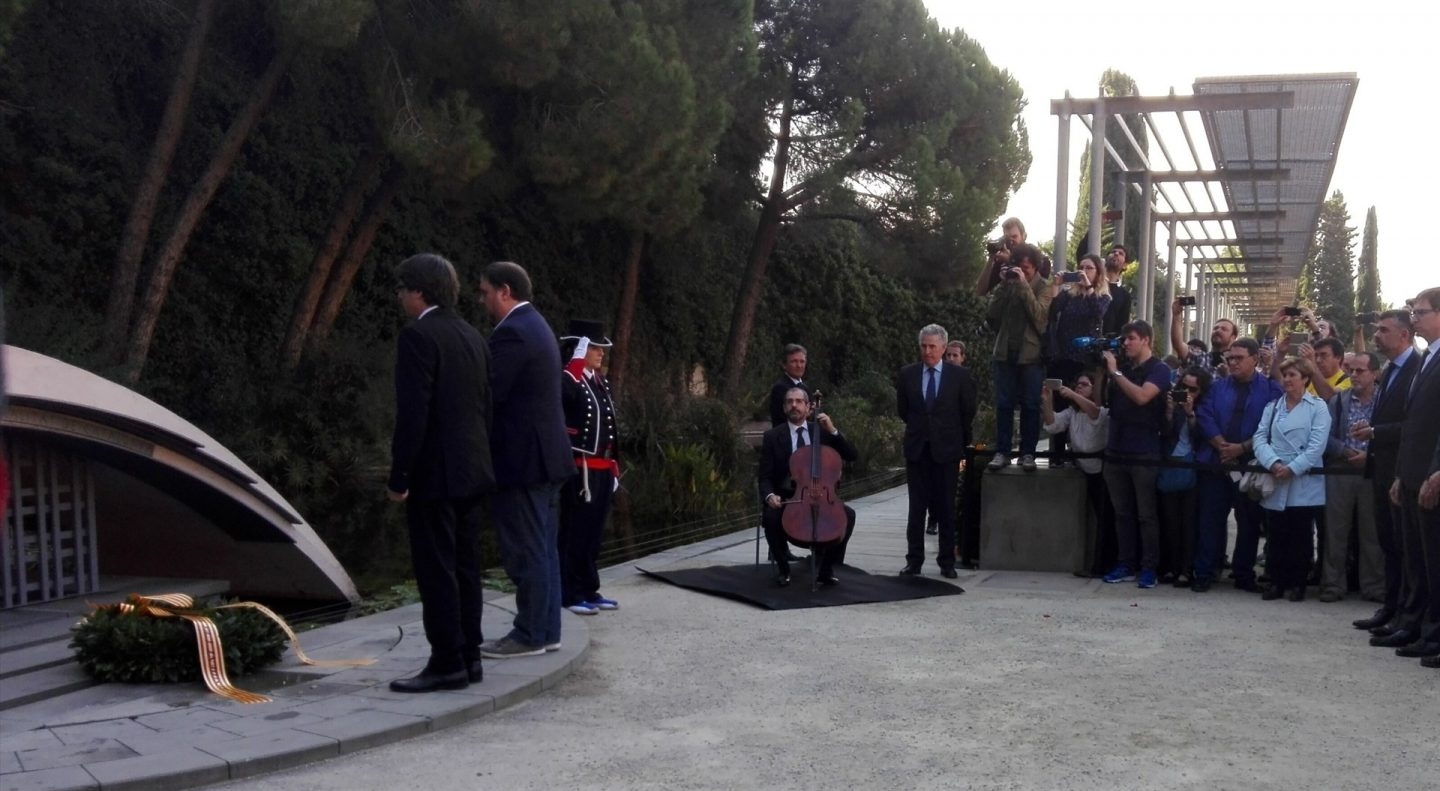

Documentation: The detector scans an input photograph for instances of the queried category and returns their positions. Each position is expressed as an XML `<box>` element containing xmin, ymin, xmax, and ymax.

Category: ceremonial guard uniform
<box><xmin>558</xmin><ymin>319</ymin><xmax>621</xmax><ymax>614</ymax></box>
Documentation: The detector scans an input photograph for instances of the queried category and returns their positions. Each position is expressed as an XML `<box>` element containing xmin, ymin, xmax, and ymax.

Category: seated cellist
<box><xmin>759</xmin><ymin>387</ymin><xmax>858</xmax><ymax>587</ymax></box>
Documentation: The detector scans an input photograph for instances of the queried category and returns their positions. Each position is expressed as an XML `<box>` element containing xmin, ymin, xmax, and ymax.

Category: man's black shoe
<box><xmin>940</xmin><ymin>567</ymin><xmax>958</xmax><ymax>579</ymax></box>
<box><xmin>1370</xmin><ymin>628</ymin><xmax>1416</xmax><ymax>647</ymax></box>
<box><xmin>1234</xmin><ymin>578</ymin><xmax>1261</xmax><ymax>593</ymax></box>
<box><xmin>1190</xmin><ymin>578</ymin><xmax>1212</xmax><ymax>593</ymax></box>
<box><xmin>817</xmin><ymin>574</ymin><xmax>839</xmax><ymax>586</ymax></box>
<box><xmin>390</xmin><ymin>668</ymin><xmax>468</xmax><ymax>693</ymax></box>
<box><xmin>1422</xmin><ymin>654</ymin><xmax>1440</xmax><ymax>669</ymax></box>
<box><xmin>466</xmin><ymin>659</ymin><xmax>484</xmax><ymax>684</ymax></box>
<box><xmin>1371</xmin><ymin>622</ymin><xmax>1408</xmax><ymax>637</ymax></box>
<box><xmin>1353</xmin><ymin>608</ymin><xmax>1394</xmax><ymax>630</ymax></box>
<box><xmin>898</xmin><ymin>565</ymin><xmax>922</xmax><ymax>576</ymax></box>
<box><xmin>1395</xmin><ymin>640</ymin><xmax>1440</xmax><ymax>658</ymax></box>
<box><xmin>959</xmin><ymin>559</ymin><xmax>979</xmax><ymax>571</ymax></box>
<box><xmin>775</xmin><ymin>573</ymin><xmax>791</xmax><ymax>587</ymax></box>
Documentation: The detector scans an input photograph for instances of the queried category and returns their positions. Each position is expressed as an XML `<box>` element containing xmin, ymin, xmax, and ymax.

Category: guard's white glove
<box><xmin>571</xmin><ymin>336</ymin><xmax>590</xmax><ymax>360</ymax></box>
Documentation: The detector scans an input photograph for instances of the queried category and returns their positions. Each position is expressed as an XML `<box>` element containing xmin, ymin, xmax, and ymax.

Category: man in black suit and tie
<box><xmin>1351</xmin><ymin>309</ymin><xmax>1421</xmax><ymax>632</ymax></box>
<box><xmin>767</xmin><ymin>343</ymin><xmax>810</xmax><ymax>426</ymax></box>
<box><xmin>476</xmin><ymin>261</ymin><xmax>575</xmax><ymax>659</ymax></box>
<box><xmin>759</xmin><ymin>387</ymin><xmax>858</xmax><ymax>586</ymax></box>
<box><xmin>896</xmin><ymin>324</ymin><xmax>977</xmax><ymax>579</ymax></box>
<box><xmin>385</xmin><ymin>254</ymin><xmax>494</xmax><ymax>692</ymax></box>
<box><xmin>1385</xmin><ymin>288</ymin><xmax>1440</xmax><ymax>666</ymax></box>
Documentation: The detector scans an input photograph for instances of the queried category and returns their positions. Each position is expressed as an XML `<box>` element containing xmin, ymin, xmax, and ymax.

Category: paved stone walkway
<box><xmin>4</xmin><ymin>484</ymin><xmax>1437</xmax><ymax>791</ymax></box>
<box><xmin>0</xmin><ymin>593</ymin><xmax>590</xmax><ymax>791</ymax></box>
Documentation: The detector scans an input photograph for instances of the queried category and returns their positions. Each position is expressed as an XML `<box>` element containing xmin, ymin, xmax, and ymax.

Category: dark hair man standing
<box><xmin>896</xmin><ymin>324</ymin><xmax>976</xmax><ymax>579</ymax></box>
<box><xmin>1098</xmin><ymin>320</ymin><xmax>1171</xmax><ymax>589</ymax></box>
<box><xmin>1385</xmin><ymin>288</ymin><xmax>1440</xmax><ymax>666</ymax></box>
<box><xmin>1101</xmin><ymin>245</ymin><xmax>1133</xmax><ymax>336</ymax></box>
<box><xmin>1192</xmin><ymin>337</ymin><xmax>1284</xmax><ymax>592</ymax></box>
<box><xmin>1350</xmin><ymin>309</ymin><xmax>1422</xmax><ymax>632</ymax></box>
<box><xmin>476</xmin><ymin>261</ymin><xmax>575</xmax><ymax>659</ymax></box>
<box><xmin>386</xmin><ymin>253</ymin><xmax>494</xmax><ymax>692</ymax></box>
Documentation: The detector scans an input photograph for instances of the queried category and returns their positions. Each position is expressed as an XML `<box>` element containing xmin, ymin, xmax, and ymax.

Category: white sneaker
<box><xmin>567</xmin><ymin>602</ymin><xmax>598</xmax><ymax>615</ymax></box>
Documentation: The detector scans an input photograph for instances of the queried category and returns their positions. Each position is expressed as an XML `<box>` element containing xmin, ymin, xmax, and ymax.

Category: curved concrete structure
<box><xmin>2</xmin><ymin>345</ymin><xmax>358</xmax><ymax>604</ymax></box>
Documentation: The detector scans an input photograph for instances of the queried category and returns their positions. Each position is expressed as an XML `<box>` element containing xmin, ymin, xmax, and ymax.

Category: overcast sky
<box><xmin>924</xmin><ymin>0</ymin><xmax>1435</xmax><ymax>308</ymax></box>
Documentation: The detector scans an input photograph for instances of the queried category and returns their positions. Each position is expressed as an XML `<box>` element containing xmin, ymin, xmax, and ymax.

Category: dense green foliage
<box><xmin>1300</xmin><ymin>190</ymin><xmax>1357</xmax><ymax>341</ymax></box>
<box><xmin>1</xmin><ymin>0</ymin><xmax>1023</xmax><ymax>588</ymax></box>
<box><xmin>70</xmin><ymin>603</ymin><xmax>286</xmax><ymax>683</ymax></box>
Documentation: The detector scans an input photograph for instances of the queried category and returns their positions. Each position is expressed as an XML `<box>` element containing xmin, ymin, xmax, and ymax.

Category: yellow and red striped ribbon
<box><xmin>104</xmin><ymin>593</ymin><xmax>372</xmax><ymax>704</ymax></box>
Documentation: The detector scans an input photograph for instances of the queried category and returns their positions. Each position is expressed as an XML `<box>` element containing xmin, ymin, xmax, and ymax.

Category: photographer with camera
<box><xmin>1170</xmin><ymin>296</ymin><xmax>1237</xmax><ymax>375</ymax></box>
<box><xmin>974</xmin><ymin>217</ymin><xmax>1050</xmax><ymax>297</ymax></box>
<box><xmin>1159</xmin><ymin>366</ymin><xmax>1212</xmax><ymax>587</ymax></box>
<box><xmin>1042</xmin><ymin>374</ymin><xmax>1113</xmax><ymax>575</ymax></box>
<box><xmin>984</xmin><ymin>242</ymin><xmax>1052</xmax><ymax>471</ymax></box>
<box><xmin>1044</xmin><ymin>254</ymin><xmax>1111</xmax><ymax>466</ymax></box>
<box><xmin>1098</xmin><ymin>320</ymin><xmax>1172</xmax><ymax>589</ymax></box>
<box><xmin>1264</xmin><ymin>306</ymin><xmax>1351</xmax><ymax>400</ymax></box>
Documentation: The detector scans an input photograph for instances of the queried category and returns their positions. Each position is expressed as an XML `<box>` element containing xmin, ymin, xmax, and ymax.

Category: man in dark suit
<box><xmin>1352</xmin><ymin>309</ymin><xmax>1421</xmax><ymax>632</ymax></box>
<box><xmin>759</xmin><ymin>386</ymin><xmax>858</xmax><ymax>586</ymax></box>
<box><xmin>385</xmin><ymin>253</ymin><xmax>494</xmax><ymax>692</ymax></box>
<box><xmin>896</xmin><ymin>324</ymin><xmax>977</xmax><ymax>579</ymax></box>
<box><xmin>767</xmin><ymin>343</ymin><xmax>810</xmax><ymax>426</ymax></box>
<box><xmin>476</xmin><ymin>261</ymin><xmax>575</xmax><ymax>659</ymax></box>
<box><xmin>1385</xmin><ymin>289</ymin><xmax>1440</xmax><ymax>666</ymax></box>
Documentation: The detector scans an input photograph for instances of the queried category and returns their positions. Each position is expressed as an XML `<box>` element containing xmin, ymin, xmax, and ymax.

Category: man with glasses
<box><xmin>1318</xmin><ymin>352</ymin><xmax>1383</xmax><ymax>603</ymax></box>
<box><xmin>1192</xmin><ymin>338</ymin><xmax>1284</xmax><ymax>592</ymax></box>
<box><xmin>1349</xmin><ymin>310</ymin><xmax>1422</xmax><ymax>633</ymax></box>
<box><xmin>1384</xmin><ymin>290</ymin><xmax>1440</xmax><ymax>666</ymax></box>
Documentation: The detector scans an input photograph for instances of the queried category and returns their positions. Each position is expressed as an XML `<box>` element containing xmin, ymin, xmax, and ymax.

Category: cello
<box><xmin>780</xmin><ymin>392</ymin><xmax>848</xmax><ymax>590</ymax></box>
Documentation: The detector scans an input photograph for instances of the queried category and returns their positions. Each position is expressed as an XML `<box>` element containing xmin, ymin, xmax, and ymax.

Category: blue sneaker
<box><xmin>1136</xmin><ymin>569</ymin><xmax>1157</xmax><ymax>589</ymax></box>
<box><xmin>1102</xmin><ymin>565</ymin><xmax>1135</xmax><ymax>584</ymax></box>
<box><xmin>587</xmin><ymin>596</ymin><xmax>619</xmax><ymax>610</ymax></box>
<box><xmin>567</xmin><ymin>602</ymin><xmax>598</xmax><ymax>615</ymax></box>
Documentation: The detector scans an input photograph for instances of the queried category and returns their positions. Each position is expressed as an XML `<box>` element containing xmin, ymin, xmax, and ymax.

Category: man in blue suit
<box><xmin>386</xmin><ymin>254</ymin><xmax>494</xmax><ymax>692</ymax></box>
<box><xmin>477</xmin><ymin>261</ymin><xmax>575</xmax><ymax>658</ymax></box>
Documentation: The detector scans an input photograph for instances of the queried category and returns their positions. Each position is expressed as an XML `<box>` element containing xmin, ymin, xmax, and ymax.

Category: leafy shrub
<box><xmin>822</xmin><ymin>394</ymin><xmax>905</xmax><ymax>474</ymax></box>
<box><xmin>70</xmin><ymin>603</ymin><xmax>287</xmax><ymax>684</ymax></box>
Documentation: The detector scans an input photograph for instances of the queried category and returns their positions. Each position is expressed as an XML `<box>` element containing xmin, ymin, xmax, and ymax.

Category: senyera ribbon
<box><xmin>102</xmin><ymin>593</ymin><xmax>373</xmax><ymax>704</ymax></box>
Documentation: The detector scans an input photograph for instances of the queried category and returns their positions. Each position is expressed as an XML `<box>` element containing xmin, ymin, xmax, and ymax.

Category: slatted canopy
<box><xmin>1051</xmin><ymin>73</ymin><xmax>1358</xmax><ymax>334</ymax></box>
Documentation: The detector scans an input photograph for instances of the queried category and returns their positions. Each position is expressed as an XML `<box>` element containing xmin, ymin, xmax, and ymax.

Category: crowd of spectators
<box><xmin>974</xmin><ymin>220</ymin><xmax>1438</xmax><ymax>667</ymax></box>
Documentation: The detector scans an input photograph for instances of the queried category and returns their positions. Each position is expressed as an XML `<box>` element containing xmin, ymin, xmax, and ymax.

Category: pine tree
<box><xmin>1303</xmin><ymin>190</ymin><xmax>1357</xmax><ymax>341</ymax></box>
<box><xmin>1355</xmin><ymin>206</ymin><xmax>1381</xmax><ymax>314</ymax></box>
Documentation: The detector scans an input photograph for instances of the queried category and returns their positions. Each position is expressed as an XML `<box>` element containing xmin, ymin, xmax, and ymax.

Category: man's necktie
<box><xmin>795</xmin><ymin>426</ymin><xmax>807</xmax><ymax>449</ymax></box>
<box><xmin>925</xmin><ymin>367</ymin><xmax>937</xmax><ymax>409</ymax></box>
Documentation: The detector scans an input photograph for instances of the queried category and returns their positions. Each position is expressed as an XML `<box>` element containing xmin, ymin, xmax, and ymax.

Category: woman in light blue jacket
<box><xmin>1252</xmin><ymin>357</ymin><xmax>1332</xmax><ymax>602</ymax></box>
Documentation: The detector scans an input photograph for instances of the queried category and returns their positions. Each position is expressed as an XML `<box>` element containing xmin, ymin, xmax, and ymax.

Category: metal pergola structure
<box><xmin>1050</xmin><ymin>73</ymin><xmax>1359</xmax><ymax>344</ymax></box>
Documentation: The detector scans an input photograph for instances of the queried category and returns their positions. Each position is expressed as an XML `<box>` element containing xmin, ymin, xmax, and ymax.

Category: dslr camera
<box><xmin>1355</xmin><ymin>311</ymin><xmax>1380</xmax><ymax>325</ymax></box>
<box><xmin>1178</xmin><ymin>295</ymin><xmax>1196</xmax><ymax>307</ymax></box>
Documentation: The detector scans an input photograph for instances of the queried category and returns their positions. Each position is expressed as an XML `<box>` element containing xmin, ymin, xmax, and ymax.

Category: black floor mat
<box><xmin>637</xmin><ymin>563</ymin><xmax>964</xmax><ymax>611</ymax></box>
